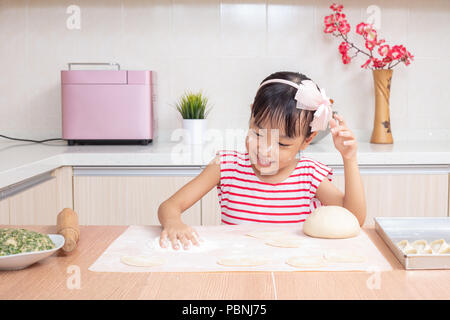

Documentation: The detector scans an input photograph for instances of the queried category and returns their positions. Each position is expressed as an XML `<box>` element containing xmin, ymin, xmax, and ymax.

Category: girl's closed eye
<box><xmin>279</xmin><ymin>142</ymin><xmax>291</xmax><ymax>147</ymax></box>
<box><xmin>252</xmin><ymin>130</ymin><xmax>291</xmax><ymax>147</ymax></box>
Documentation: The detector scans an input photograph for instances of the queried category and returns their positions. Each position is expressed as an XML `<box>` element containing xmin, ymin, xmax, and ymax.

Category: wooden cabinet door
<box><xmin>6</xmin><ymin>167</ymin><xmax>72</xmax><ymax>225</ymax></box>
<box><xmin>74</xmin><ymin>174</ymin><xmax>201</xmax><ymax>226</ymax></box>
<box><xmin>332</xmin><ymin>173</ymin><xmax>448</xmax><ymax>226</ymax></box>
<box><xmin>201</xmin><ymin>172</ymin><xmax>449</xmax><ymax>227</ymax></box>
<box><xmin>0</xmin><ymin>199</ymin><xmax>9</xmax><ymax>224</ymax></box>
<box><xmin>201</xmin><ymin>187</ymin><xmax>221</xmax><ymax>225</ymax></box>
<box><xmin>9</xmin><ymin>177</ymin><xmax>58</xmax><ymax>225</ymax></box>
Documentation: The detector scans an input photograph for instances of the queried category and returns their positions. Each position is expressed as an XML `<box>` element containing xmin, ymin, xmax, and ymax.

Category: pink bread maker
<box><xmin>61</xmin><ymin>62</ymin><xmax>154</xmax><ymax>145</ymax></box>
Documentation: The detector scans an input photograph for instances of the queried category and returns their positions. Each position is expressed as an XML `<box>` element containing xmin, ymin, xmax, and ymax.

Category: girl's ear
<box><xmin>302</xmin><ymin>131</ymin><xmax>318</xmax><ymax>146</ymax></box>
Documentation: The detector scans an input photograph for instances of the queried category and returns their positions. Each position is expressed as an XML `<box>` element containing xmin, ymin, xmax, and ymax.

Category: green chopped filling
<box><xmin>0</xmin><ymin>228</ymin><xmax>55</xmax><ymax>256</ymax></box>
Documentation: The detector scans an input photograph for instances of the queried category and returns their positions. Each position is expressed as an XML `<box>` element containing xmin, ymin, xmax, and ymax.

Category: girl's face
<box><xmin>246</xmin><ymin>116</ymin><xmax>317</xmax><ymax>175</ymax></box>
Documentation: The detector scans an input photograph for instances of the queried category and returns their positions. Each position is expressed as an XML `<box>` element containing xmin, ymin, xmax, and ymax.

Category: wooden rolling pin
<box><xmin>57</xmin><ymin>208</ymin><xmax>80</xmax><ymax>253</ymax></box>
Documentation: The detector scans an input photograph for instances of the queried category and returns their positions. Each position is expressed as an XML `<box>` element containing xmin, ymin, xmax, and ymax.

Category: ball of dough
<box><xmin>303</xmin><ymin>206</ymin><xmax>360</xmax><ymax>239</ymax></box>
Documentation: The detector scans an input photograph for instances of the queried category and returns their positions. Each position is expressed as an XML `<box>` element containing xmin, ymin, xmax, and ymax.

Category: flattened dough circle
<box><xmin>120</xmin><ymin>255</ymin><xmax>166</xmax><ymax>267</ymax></box>
<box><xmin>245</xmin><ymin>230</ymin><xmax>287</xmax><ymax>240</ymax></box>
<box><xmin>285</xmin><ymin>256</ymin><xmax>326</xmax><ymax>268</ymax></box>
<box><xmin>265</xmin><ymin>239</ymin><xmax>306</xmax><ymax>248</ymax></box>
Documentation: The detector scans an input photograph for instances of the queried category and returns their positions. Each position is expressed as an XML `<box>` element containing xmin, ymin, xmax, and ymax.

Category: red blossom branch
<box><xmin>324</xmin><ymin>3</ymin><xmax>414</xmax><ymax>70</ymax></box>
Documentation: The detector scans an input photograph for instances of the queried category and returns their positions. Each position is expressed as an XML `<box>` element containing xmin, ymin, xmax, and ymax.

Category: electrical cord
<box><xmin>0</xmin><ymin>134</ymin><xmax>65</xmax><ymax>144</ymax></box>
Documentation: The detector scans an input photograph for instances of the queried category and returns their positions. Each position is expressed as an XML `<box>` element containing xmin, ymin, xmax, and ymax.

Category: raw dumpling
<box><xmin>430</xmin><ymin>239</ymin><xmax>449</xmax><ymax>254</ymax></box>
<box><xmin>402</xmin><ymin>244</ymin><xmax>417</xmax><ymax>254</ymax></box>
<box><xmin>411</xmin><ymin>240</ymin><xmax>432</xmax><ymax>254</ymax></box>
<box><xmin>439</xmin><ymin>245</ymin><xmax>450</xmax><ymax>254</ymax></box>
<box><xmin>411</xmin><ymin>240</ymin><xmax>427</xmax><ymax>252</ymax></box>
<box><xmin>396</xmin><ymin>240</ymin><xmax>409</xmax><ymax>250</ymax></box>
<box><xmin>303</xmin><ymin>206</ymin><xmax>360</xmax><ymax>239</ymax></box>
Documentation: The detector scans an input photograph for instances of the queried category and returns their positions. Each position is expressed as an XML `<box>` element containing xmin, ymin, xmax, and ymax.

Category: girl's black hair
<box><xmin>251</xmin><ymin>71</ymin><xmax>318</xmax><ymax>139</ymax></box>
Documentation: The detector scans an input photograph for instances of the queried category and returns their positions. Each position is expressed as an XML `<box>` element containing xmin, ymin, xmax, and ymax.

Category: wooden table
<box><xmin>1</xmin><ymin>225</ymin><xmax>449</xmax><ymax>300</ymax></box>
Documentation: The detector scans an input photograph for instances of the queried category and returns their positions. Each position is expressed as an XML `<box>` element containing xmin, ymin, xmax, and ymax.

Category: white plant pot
<box><xmin>182</xmin><ymin>119</ymin><xmax>207</xmax><ymax>144</ymax></box>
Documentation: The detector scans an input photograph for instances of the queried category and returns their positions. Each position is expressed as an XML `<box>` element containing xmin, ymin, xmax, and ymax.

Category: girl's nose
<box><xmin>258</xmin><ymin>143</ymin><xmax>277</xmax><ymax>158</ymax></box>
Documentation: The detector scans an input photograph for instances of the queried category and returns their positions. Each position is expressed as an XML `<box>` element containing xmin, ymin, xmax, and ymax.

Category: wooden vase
<box><xmin>370</xmin><ymin>69</ymin><xmax>393</xmax><ymax>144</ymax></box>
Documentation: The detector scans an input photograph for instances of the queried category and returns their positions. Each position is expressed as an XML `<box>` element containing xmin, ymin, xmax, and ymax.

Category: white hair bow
<box><xmin>257</xmin><ymin>79</ymin><xmax>333</xmax><ymax>132</ymax></box>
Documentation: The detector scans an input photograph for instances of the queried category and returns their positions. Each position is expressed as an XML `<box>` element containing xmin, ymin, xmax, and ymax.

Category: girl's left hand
<box><xmin>329</xmin><ymin>113</ymin><xmax>357</xmax><ymax>160</ymax></box>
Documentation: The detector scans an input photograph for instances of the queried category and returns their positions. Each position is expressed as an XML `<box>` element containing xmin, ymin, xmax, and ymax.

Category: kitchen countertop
<box><xmin>0</xmin><ymin>225</ymin><xmax>449</xmax><ymax>300</ymax></box>
<box><xmin>0</xmin><ymin>138</ymin><xmax>449</xmax><ymax>190</ymax></box>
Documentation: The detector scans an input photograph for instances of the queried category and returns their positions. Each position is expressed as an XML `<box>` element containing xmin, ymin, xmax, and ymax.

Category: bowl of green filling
<box><xmin>0</xmin><ymin>228</ymin><xmax>65</xmax><ymax>270</ymax></box>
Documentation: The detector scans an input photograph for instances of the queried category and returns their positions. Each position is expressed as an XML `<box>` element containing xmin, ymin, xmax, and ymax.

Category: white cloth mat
<box><xmin>88</xmin><ymin>224</ymin><xmax>392</xmax><ymax>272</ymax></box>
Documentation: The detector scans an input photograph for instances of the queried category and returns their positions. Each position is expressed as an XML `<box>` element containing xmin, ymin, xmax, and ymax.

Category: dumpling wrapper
<box><xmin>246</xmin><ymin>230</ymin><xmax>293</xmax><ymax>240</ymax></box>
<box><xmin>265</xmin><ymin>239</ymin><xmax>307</xmax><ymax>248</ymax></box>
<box><xmin>120</xmin><ymin>255</ymin><xmax>166</xmax><ymax>267</ymax></box>
<box><xmin>286</xmin><ymin>256</ymin><xmax>326</xmax><ymax>268</ymax></box>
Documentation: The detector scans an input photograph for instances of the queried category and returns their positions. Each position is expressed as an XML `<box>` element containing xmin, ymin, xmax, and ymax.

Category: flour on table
<box><xmin>120</xmin><ymin>255</ymin><xmax>166</xmax><ymax>267</ymax></box>
<box><xmin>217</xmin><ymin>256</ymin><xmax>270</xmax><ymax>267</ymax></box>
<box><xmin>323</xmin><ymin>251</ymin><xmax>365</xmax><ymax>263</ymax></box>
<box><xmin>147</xmin><ymin>236</ymin><xmax>218</xmax><ymax>253</ymax></box>
<box><xmin>246</xmin><ymin>230</ymin><xmax>301</xmax><ymax>241</ymax></box>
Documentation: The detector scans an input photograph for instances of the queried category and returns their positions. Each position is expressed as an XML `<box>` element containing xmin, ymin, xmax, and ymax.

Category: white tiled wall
<box><xmin>0</xmin><ymin>0</ymin><xmax>448</xmax><ymax>142</ymax></box>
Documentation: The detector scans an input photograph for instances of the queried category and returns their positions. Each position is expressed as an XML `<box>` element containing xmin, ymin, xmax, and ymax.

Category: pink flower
<box><xmin>376</xmin><ymin>38</ymin><xmax>386</xmax><ymax>46</ymax></box>
<box><xmin>339</xmin><ymin>41</ymin><xmax>350</xmax><ymax>54</ymax></box>
<box><xmin>364</xmin><ymin>27</ymin><xmax>377</xmax><ymax>42</ymax></box>
<box><xmin>330</xmin><ymin>3</ymin><xmax>343</xmax><ymax>12</ymax></box>
<box><xmin>342</xmin><ymin>54</ymin><xmax>351</xmax><ymax>64</ymax></box>
<box><xmin>356</xmin><ymin>22</ymin><xmax>367</xmax><ymax>35</ymax></box>
<box><xmin>378</xmin><ymin>44</ymin><xmax>390</xmax><ymax>56</ymax></box>
<box><xmin>335</xmin><ymin>12</ymin><xmax>346</xmax><ymax>23</ymax></box>
<box><xmin>365</xmin><ymin>40</ymin><xmax>376</xmax><ymax>51</ymax></box>
<box><xmin>382</xmin><ymin>56</ymin><xmax>393</xmax><ymax>64</ymax></box>
<box><xmin>324</xmin><ymin>3</ymin><xmax>413</xmax><ymax>69</ymax></box>
<box><xmin>390</xmin><ymin>45</ymin><xmax>407</xmax><ymax>60</ymax></box>
<box><xmin>338</xmin><ymin>21</ymin><xmax>351</xmax><ymax>34</ymax></box>
<box><xmin>324</xmin><ymin>23</ymin><xmax>336</xmax><ymax>33</ymax></box>
<box><xmin>324</xmin><ymin>14</ymin><xmax>335</xmax><ymax>25</ymax></box>
<box><xmin>372</xmin><ymin>58</ymin><xmax>386</xmax><ymax>68</ymax></box>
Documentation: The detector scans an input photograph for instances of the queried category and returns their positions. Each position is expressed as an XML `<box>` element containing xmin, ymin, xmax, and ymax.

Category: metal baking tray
<box><xmin>375</xmin><ymin>217</ymin><xmax>450</xmax><ymax>270</ymax></box>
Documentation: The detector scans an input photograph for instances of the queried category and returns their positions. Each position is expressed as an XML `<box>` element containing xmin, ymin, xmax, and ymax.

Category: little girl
<box><xmin>158</xmin><ymin>71</ymin><xmax>366</xmax><ymax>250</ymax></box>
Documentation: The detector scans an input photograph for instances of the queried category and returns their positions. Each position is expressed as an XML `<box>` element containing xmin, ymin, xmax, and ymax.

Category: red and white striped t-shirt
<box><xmin>216</xmin><ymin>150</ymin><xmax>333</xmax><ymax>225</ymax></box>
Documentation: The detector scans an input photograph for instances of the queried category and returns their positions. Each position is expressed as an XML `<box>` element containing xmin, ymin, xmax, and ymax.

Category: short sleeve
<box><xmin>214</xmin><ymin>149</ymin><xmax>239</xmax><ymax>189</ymax></box>
<box><xmin>309</xmin><ymin>159</ymin><xmax>333</xmax><ymax>197</ymax></box>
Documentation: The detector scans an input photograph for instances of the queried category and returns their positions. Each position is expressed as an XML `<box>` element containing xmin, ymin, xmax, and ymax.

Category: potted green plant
<box><xmin>175</xmin><ymin>91</ymin><xmax>212</xmax><ymax>144</ymax></box>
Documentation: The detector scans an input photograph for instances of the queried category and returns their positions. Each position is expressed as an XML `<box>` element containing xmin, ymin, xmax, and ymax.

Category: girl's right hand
<box><xmin>160</xmin><ymin>221</ymin><xmax>200</xmax><ymax>250</ymax></box>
